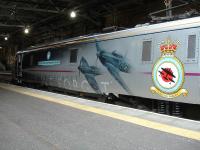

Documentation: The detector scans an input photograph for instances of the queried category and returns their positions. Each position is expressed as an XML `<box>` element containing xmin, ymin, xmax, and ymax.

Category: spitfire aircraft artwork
<box><xmin>95</xmin><ymin>42</ymin><xmax>132</xmax><ymax>94</ymax></box>
<box><xmin>78</xmin><ymin>57</ymin><xmax>102</xmax><ymax>94</ymax></box>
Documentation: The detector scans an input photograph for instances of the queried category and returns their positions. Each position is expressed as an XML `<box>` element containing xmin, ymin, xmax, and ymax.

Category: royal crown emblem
<box><xmin>150</xmin><ymin>38</ymin><xmax>188</xmax><ymax>98</ymax></box>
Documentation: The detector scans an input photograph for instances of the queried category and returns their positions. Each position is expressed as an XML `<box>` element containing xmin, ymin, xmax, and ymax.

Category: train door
<box><xmin>16</xmin><ymin>53</ymin><xmax>23</xmax><ymax>83</ymax></box>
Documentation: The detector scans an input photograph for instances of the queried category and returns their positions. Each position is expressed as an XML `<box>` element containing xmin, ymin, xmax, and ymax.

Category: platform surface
<box><xmin>0</xmin><ymin>83</ymin><xmax>200</xmax><ymax>150</ymax></box>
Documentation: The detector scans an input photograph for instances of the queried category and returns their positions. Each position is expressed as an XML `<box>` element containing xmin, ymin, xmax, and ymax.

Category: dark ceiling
<box><xmin>0</xmin><ymin>0</ymin><xmax>199</xmax><ymax>50</ymax></box>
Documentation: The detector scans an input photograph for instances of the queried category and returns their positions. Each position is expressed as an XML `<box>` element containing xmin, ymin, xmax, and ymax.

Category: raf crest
<box><xmin>150</xmin><ymin>38</ymin><xmax>188</xmax><ymax>98</ymax></box>
<box><xmin>160</xmin><ymin>38</ymin><xmax>177</xmax><ymax>55</ymax></box>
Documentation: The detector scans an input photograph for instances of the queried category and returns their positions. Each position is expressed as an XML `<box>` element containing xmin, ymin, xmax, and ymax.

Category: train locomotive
<box><xmin>14</xmin><ymin>16</ymin><xmax>200</xmax><ymax>117</ymax></box>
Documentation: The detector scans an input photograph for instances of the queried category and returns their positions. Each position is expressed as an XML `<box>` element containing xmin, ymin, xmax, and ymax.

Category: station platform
<box><xmin>0</xmin><ymin>82</ymin><xmax>200</xmax><ymax>150</ymax></box>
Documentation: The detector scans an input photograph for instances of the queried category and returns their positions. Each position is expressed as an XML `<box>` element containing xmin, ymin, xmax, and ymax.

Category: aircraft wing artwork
<box><xmin>105</xmin><ymin>62</ymin><xmax>131</xmax><ymax>94</ymax></box>
<box><xmin>84</xmin><ymin>73</ymin><xmax>101</xmax><ymax>94</ymax></box>
<box><xmin>78</xmin><ymin>57</ymin><xmax>102</xmax><ymax>94</ymax></box>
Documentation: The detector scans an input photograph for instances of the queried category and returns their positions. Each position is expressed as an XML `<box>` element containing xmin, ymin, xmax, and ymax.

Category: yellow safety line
<box><xmin>0</xmin><ymin>84</ymin><xmax>200</xmax><ymax>141</ymax></box>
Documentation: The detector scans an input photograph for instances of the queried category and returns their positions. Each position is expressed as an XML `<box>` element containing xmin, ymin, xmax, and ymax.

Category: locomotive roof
<box><xmin>18</xmin><ymin>16</ymin><xmax>200</xmax><ymax>54</ymax></box>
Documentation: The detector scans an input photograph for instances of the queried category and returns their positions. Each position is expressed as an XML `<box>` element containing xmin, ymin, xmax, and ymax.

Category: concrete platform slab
<box><xmin>0</xmin><ymin>83</ymin><xmax>200</xmax><ymax>150</ymax></box>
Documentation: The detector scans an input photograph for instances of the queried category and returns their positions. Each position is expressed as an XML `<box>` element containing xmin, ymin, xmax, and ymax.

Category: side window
<box><xmin>142</xmin><ymin>40</ymin><xmax>152</xmax><ymax>62</ymax></box>
<box><xmin>187</xmin><ymin>35</ymin><xmax>196</xmax><ymax>59</ymax></box>
<box><xmin>70</xmin><ymin>49</ymin><xmax>78</xmax><ymax>63</ymax></box>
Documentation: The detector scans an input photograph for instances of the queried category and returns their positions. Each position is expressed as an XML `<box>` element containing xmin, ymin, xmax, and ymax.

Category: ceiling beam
<box><xmin>0</xmin><ymin>14</ymin><xmax>37</xmax><ymax>20</ymax></box>
<box><xmin>0</xmin><ymin>0</ymin><xmax>54</xmax><ymax>8</ymax></box>
<box><xmin>0</xmin><ymin>23</ymin><xmax>24</xmax><ymax>28</ymax></box>
<box><xmin>0</xmin><ymin>4</ymin><xmax>60</xmax><ymax>14</ymax></box>
<box><xmin>48</xmin><ymin>0</ymin><xmax>60</xmax><ymax>11</ymax></box>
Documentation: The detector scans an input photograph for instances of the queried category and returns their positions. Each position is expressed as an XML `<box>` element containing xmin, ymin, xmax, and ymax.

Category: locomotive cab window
<box><xmin>70</xmin><ymin>49</ymin><xmax>78</xmax><ymax>63</ymax></box>
<box><xmin>187</xmin><ymin>35</ymin><xmax>196</xmax><ymax>59</ymax></box>
<box><xmin>142</xmin><ymin>40</ymin><xmax>152</xmax><ymax>62</ymax></box>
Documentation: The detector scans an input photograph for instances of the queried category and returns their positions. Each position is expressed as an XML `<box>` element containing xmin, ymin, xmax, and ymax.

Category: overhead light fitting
<box><xmin>70</xmin><ymin>11</ymin><xmax>76</xmax><ymax>18</ymax></box>
<box><xmin>4</xmin><ymin>36</ymin><xmax>8</xmax><ymax>41</ymax></box>
<box><xmin>24</xmin><ymin>27</ymin><xmax>30</xmax><ymax>34</ymax></box>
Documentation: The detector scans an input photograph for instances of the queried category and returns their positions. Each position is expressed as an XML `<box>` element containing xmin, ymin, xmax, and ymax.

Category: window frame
<box><xmin>141</xmin><ymin>38</ymin><xmax>154</xmax><ymax>64</ymax></box>
<box><xmin>185</xmin><ymin>33</ymin><xmax>199</xmax><ymax>64</ymax></box>
<box><xmin>69</xmin><ymin>48</ymin><xmax>78</xmax><ymax>64</ymax></box>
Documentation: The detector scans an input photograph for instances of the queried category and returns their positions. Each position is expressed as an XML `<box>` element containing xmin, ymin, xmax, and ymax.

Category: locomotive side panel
<box><xmin>17</xmin><ymin>18</ymin><xmax>200</xmax><ymax>104</ymax></box>
<box><xmin>76</xmin><ymin>27</ymin><xmax>200</xmax><ymax>104</ymax></box>
<box><xmin>22</xmin><ymin>47</ymin><xmax>70</xmax><ymax>87</ymax></box>
<box><xmin>146</xmin><ymin>28</ymin><xmax>200</xmax><ymax>104</ymax></box>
